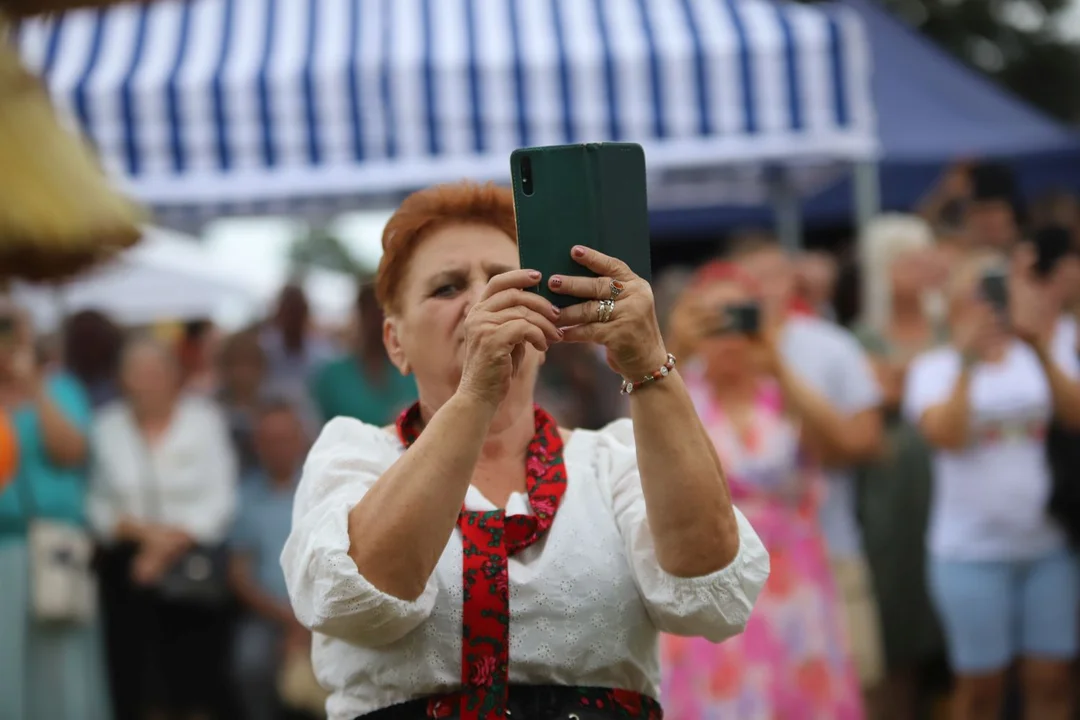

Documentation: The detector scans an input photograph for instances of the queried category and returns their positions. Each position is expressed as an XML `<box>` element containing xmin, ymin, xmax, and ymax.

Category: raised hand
<box><xmin>547</xmin><ymin>245</ymin><xmax>668</xmax><ymax>380</ymax></box>
<box><xmin>458</xmin><ymin>269</ymin><xmax>563</xmax><ymax>408</ymax></box>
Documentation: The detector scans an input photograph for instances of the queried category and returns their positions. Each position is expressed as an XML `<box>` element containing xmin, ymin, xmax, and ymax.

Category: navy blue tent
<box><xmin>652</xmin><ymin>0</ymin><xmax>1080</xmax><ymax>235</ymax></box>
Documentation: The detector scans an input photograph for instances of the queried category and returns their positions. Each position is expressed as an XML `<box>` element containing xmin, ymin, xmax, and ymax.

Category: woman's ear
<box><xmin>383</xmin><ymin>316</ymin><xmax>411</xmax><ymax>376</ymax></box>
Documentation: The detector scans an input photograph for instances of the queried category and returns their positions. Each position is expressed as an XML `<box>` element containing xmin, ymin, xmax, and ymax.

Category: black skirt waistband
<box><xmin>356</xmin><ymin>685</ymin><xmax>662</xmax><ymax>720</ymax></box>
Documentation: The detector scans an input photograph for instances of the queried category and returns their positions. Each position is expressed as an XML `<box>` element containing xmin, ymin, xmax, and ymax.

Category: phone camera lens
<box><xmin>520</xmin><ymin>156</ymin><xmax>534</xmax><ymax>197</ymax></box>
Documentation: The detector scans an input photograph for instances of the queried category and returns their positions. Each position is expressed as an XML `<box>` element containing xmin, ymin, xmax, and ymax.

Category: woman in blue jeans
<box><xmin>904</xmin><ymin>249</ymin><xmax>1080</xmax><ymax>720</ymax></box>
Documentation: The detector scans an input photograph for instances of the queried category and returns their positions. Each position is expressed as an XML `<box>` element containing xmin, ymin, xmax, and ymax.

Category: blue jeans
<box><xmin>928</xmin><ymin>549</ymin><xmax>1080</xmax><ymax>673</ymax></box>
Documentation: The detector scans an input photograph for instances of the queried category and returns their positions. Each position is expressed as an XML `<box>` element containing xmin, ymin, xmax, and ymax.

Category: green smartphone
<box><xmin>510</xmin><ymin>142</ymin><xmax>653</xmax><ymax>308</ymax></box>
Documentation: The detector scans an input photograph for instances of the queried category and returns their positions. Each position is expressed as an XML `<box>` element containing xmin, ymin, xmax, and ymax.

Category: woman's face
<box><xmin>889</xmin><ymin>247</ymin><xmax>941</xmax><ymax>299</ymax></box>
<box><xmin>695</xmin><ymin>282</ymin><xmax>756</xmax><ymax>382</ymax></box>
<box><xmin>385</xmin><ymin>222</ymin><xmax>534</xmax><ymax>404</ymax></box>
<box><xmin>221</xmin><ymin>341</ymin><xmax>265</xmax><ymax>396</ymax></box>
<box><xmin>122</xmin><ymin>345</ymin><xmax>179</xmax><ymax>409</ymax></box>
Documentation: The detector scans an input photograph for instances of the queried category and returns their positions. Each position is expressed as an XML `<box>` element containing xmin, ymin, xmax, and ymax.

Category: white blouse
<box><xmin>282</xmin><ymin>416</ymin><xmax>769</xmax><ymax>719</ymax></box>
<box><xmin>87</xmin><ymin>396</ymin><xmax>238</xmax><ymax>543</ymax></box>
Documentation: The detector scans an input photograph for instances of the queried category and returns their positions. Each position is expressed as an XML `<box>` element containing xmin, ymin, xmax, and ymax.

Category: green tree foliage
<box><xmin>288</xmin><ymin>227</ymin><xmax>364</xmax><ymax>276</ymax></box>
<box><xmin>795</xmin><ymin>0</ymin><xmax>1080</xmax><ymax>123</ymax></box>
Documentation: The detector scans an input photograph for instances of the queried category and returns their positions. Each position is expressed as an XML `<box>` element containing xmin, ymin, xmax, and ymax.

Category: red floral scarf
<box><xmin>395</xmin><ymin>403</ymin><xmax>568</xmax><ymax>720</ymax></box>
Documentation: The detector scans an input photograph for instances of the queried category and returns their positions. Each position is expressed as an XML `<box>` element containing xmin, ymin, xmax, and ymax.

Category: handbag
<box><xmin>16</xmin><ymin>474</ymin><xmax>96</xmax><ymax>624</ymax></box>
<box><xmin>136</xmin><ymin>434</ymin><xmax>230</xmax><ymax>608</ymax></box>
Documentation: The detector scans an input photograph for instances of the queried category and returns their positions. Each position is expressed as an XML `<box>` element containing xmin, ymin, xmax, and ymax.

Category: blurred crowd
<box><xmin>2</xmin><ymin>159</ymin><xmax>1080</xmax><ymax>720</ymax></box>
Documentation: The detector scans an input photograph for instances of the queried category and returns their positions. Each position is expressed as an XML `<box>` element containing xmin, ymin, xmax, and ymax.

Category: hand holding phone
<box><xmin>978</xmin><ymin>268</ymin><xmax>1009</xmax><ymax>315</ymax></box>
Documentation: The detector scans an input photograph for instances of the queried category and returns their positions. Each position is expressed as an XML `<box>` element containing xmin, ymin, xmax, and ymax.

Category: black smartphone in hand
<box><xmin>511</xmin><ymin>143</ymin><xmax>653</xmax><ymax>307</ymax></box>
<box><xmin>709</xmin><ymin>302</ymin><xmax>761</xmax><ymax>336</ymax></box>
<box><xmin>979</xmin><ymin>268</ymin><xmax>1009</xmax><ymax>314</ymax></box>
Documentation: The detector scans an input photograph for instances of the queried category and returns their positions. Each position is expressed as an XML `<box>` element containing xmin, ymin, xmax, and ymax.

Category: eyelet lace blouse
<box><xmin>281</xmin><ymin>416</ymin><xmax>769</xmax><ymax>720</ymax></box>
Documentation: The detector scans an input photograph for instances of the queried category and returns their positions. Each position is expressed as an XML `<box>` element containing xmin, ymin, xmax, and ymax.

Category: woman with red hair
<box><xmin>661</xmin><ymin>262</ymin><xmax>865</xmax><ymax>719</ymax></box>
<box><xmin>280</xmin><ymin>182</ymin><xmax>769</xmax><ymax>720</ymax></box>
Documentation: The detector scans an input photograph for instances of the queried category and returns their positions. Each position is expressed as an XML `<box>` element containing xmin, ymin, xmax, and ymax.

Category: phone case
<box><xmin>511</xmin><ymin>143</ymin><xmax>652</xmax><ymax>307</ymax></box>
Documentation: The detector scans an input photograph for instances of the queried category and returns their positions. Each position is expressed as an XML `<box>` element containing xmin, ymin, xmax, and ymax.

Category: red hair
<box><xmin>375</xmin><ymin>182</ymin><xmax>517</xmax><ymax>313</ymax></box>
<box><xmin>688</xmin><ymin>260</ymin><xmax>761</xmax><ymax>296</ymax></box>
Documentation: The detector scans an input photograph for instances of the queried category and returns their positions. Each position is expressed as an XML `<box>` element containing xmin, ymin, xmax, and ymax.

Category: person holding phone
<box><xmin>0</xmin><ymin>301</ymin><xmax>112</xmax><ymax>719</ymax></box>
<box><xmin>903</xmin><ymin>248</ymin><xmax>1080</xmax><ymax>720</ymax></box>
<box><xmin>661</xmin><ymin>262</ymin><xmax>865</xmax><ymax>719</ymax></box>
<box><xmin>280</xmin><ymin>181</ymin><xmax>769</xmax><ymax>720</ymax></box>
<box><xmin>727</xmin><ymin>234</ymin><xmax>887</xmax><ymax>704</ymax></box>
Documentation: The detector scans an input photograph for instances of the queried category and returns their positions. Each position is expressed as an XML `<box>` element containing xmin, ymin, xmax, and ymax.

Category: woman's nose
<box><xmin>462</xmin><ymin>282</ymin><xmax>487</xmax><ymax>315</ymax></box>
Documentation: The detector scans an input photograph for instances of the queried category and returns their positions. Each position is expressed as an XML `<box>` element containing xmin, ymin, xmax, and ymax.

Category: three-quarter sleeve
<box><xmin>596</xmin><ymin>418</ymin><xmax>770</xmax><ymax>643</ymax></box>
<box><xmin>281</xmin><ymin>417</ymin><xmax>438</xmax><ymax>647</ymax></box>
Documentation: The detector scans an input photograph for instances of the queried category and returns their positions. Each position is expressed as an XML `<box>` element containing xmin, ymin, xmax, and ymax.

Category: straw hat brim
<box><xmin>1</xmin><ymin>0</ymin><xmax>145</xmax><ymax>19</ymax></box>
<box><xmin>0</xmin><ymin>23</ymin><xmax>145</xmax><ymax>282</ymax></box>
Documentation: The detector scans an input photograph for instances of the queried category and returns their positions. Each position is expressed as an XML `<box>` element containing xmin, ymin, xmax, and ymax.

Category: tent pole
<box><xmin>853</xmin><ymin>159</ymin><xmax>881</xmax><ymax>233</ymax></box>
<box><xmin>769</xmin><ymin>167</ymin><xmax>802</xmax><ymax>253</ymax></box>
<box><xmin>853</xmin><ymin>160</ymin><xmax>881</xmax><ymax>319</ymax></box>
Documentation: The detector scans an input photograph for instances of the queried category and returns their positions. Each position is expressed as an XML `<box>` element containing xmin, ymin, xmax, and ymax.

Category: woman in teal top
<box><xmin>309</xmin><ymin>283</ymin><xmax>417</xmax><ymax>426</ymax></box>
<box><xmin>0</xmin><ymin>310</ymin><xmax>112</xmax><ymax>720</ymax></box>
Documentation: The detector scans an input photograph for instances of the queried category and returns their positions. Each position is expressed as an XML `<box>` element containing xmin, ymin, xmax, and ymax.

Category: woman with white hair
<box><xmin>852</xmin><ymin>214</ymin><xmax>948</xmax><ymax>719</ymax></box>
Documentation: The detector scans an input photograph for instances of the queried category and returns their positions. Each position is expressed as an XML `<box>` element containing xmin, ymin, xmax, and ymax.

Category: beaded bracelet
<box><xmin>620</xmin><ymin>353</ymin><xmax>677</xmax><ymax>395</ymax></box>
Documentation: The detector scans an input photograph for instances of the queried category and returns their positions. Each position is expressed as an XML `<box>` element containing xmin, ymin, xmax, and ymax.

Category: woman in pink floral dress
<box><xmin>662</xmin><ymin>263</ymin><xmax>864</xmax><ymax>720</ymax></box>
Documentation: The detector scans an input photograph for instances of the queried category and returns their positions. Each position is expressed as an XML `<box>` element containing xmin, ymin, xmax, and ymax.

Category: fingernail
<box><xmin>612</xmin><ymin>280</ymin><xmax>625</xmax><ymax>290</ymax></box>
<box><xmin>572</xmin><ymin>246</ymin><xmax>586</xmax><ymax>258</ymax></box>
<box><xmin>549</xmin><ymin>276</ymin><xmax>563</xmax><ymax>287</ymax></box>
<box><xmin>557</xmin><ymin>328</ymin><xmax>565</xmax><ymax>338</ymax></box>
<box><xmin>528</xmin><ymin>270</ymin><xmax>541</xmax><ymax>280</ymax></box>
<box><xmin>550</xmin><ymin>304</ymin><xmax>560</xmax><ymax>316</ymax></box>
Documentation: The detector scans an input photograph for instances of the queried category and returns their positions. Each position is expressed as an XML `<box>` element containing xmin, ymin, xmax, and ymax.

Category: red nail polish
<box><xmin>550</xmin><ymin>276</ymin><xmax>562</xmax><ymax>287</ymax></box>
<box><xmin>572</xmin><ymin>246</ymin><xmax>586</xmax><ymax>258</ymax></box>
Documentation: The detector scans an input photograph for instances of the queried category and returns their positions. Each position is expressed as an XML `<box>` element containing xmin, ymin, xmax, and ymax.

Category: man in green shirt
<box><xmin>309</xmin><ymin>284</ymin><xmax>417</xmax><ymax>426</ymax></box>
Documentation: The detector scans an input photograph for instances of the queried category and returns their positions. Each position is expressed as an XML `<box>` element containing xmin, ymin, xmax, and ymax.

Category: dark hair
<box><xmin>63</xmin><ymin>310</ymin><xmax>124</xmax><ymax>385</ymax></box>
<box><xmin>969</xmin><ymin>162</ymin><xmax>1027</xmax><ymax>227</ymax></box>
<box><xmin>254</xmin><ymin>393</ymin><xmax>301</xmax><ymax>422</ymax></box>
<box><xmin>356</xmin><ymin>281</ymin><xmax>379</xmax><ymax>312</ymax></box>
<box><xmin>183</xmin><ymin>319</ymin><xmax>213</xmax><ymax>341</ymax></box>
<box><xmin>218</xmin><ymin>329</ymin><xmax>265</xmax><ymax>368</ymax></box>
<box><xmin>970</xmin><ymin>162</ymin><xmax>1017</xmax><ymax>202</ymax></box>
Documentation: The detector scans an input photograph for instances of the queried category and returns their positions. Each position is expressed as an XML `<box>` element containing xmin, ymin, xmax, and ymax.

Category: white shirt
<box><xmin>87</xmin><ymin>396</ymin><xmax>239</xmax><ymax>543</ymax></box>
<box><xmin>780</xmin><ymin>315</ymin><xmax>882</xmax><ymax>559</ymax></box>
<box><xmin>903</xmin><ymin>338</ymin><xmax>1080</xmax><ymax>560</ymax></box>
<box><xmin>281</xmin><ymin>416</ymin><xmax>769</xmax><ymax>719</ymax></box>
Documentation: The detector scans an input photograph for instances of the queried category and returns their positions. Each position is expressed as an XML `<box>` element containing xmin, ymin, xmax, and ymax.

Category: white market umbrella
<box><xmin>14</xmin><ymin>226</ymin><xmax>258</xmax><ymax>331</ymax></box>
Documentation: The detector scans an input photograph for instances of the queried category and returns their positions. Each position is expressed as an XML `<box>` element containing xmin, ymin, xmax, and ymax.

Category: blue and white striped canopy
<box><xmin>15</xmin><ymin>0</ymin><xmax>876</xmax><ymax>212</ymax></box>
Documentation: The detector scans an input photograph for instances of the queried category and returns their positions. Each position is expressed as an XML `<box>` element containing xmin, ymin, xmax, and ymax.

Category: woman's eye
<box><xmin>432</xmin><ymin>284</ymin><xmax>459</xmax><ymax>298</ymax></box>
